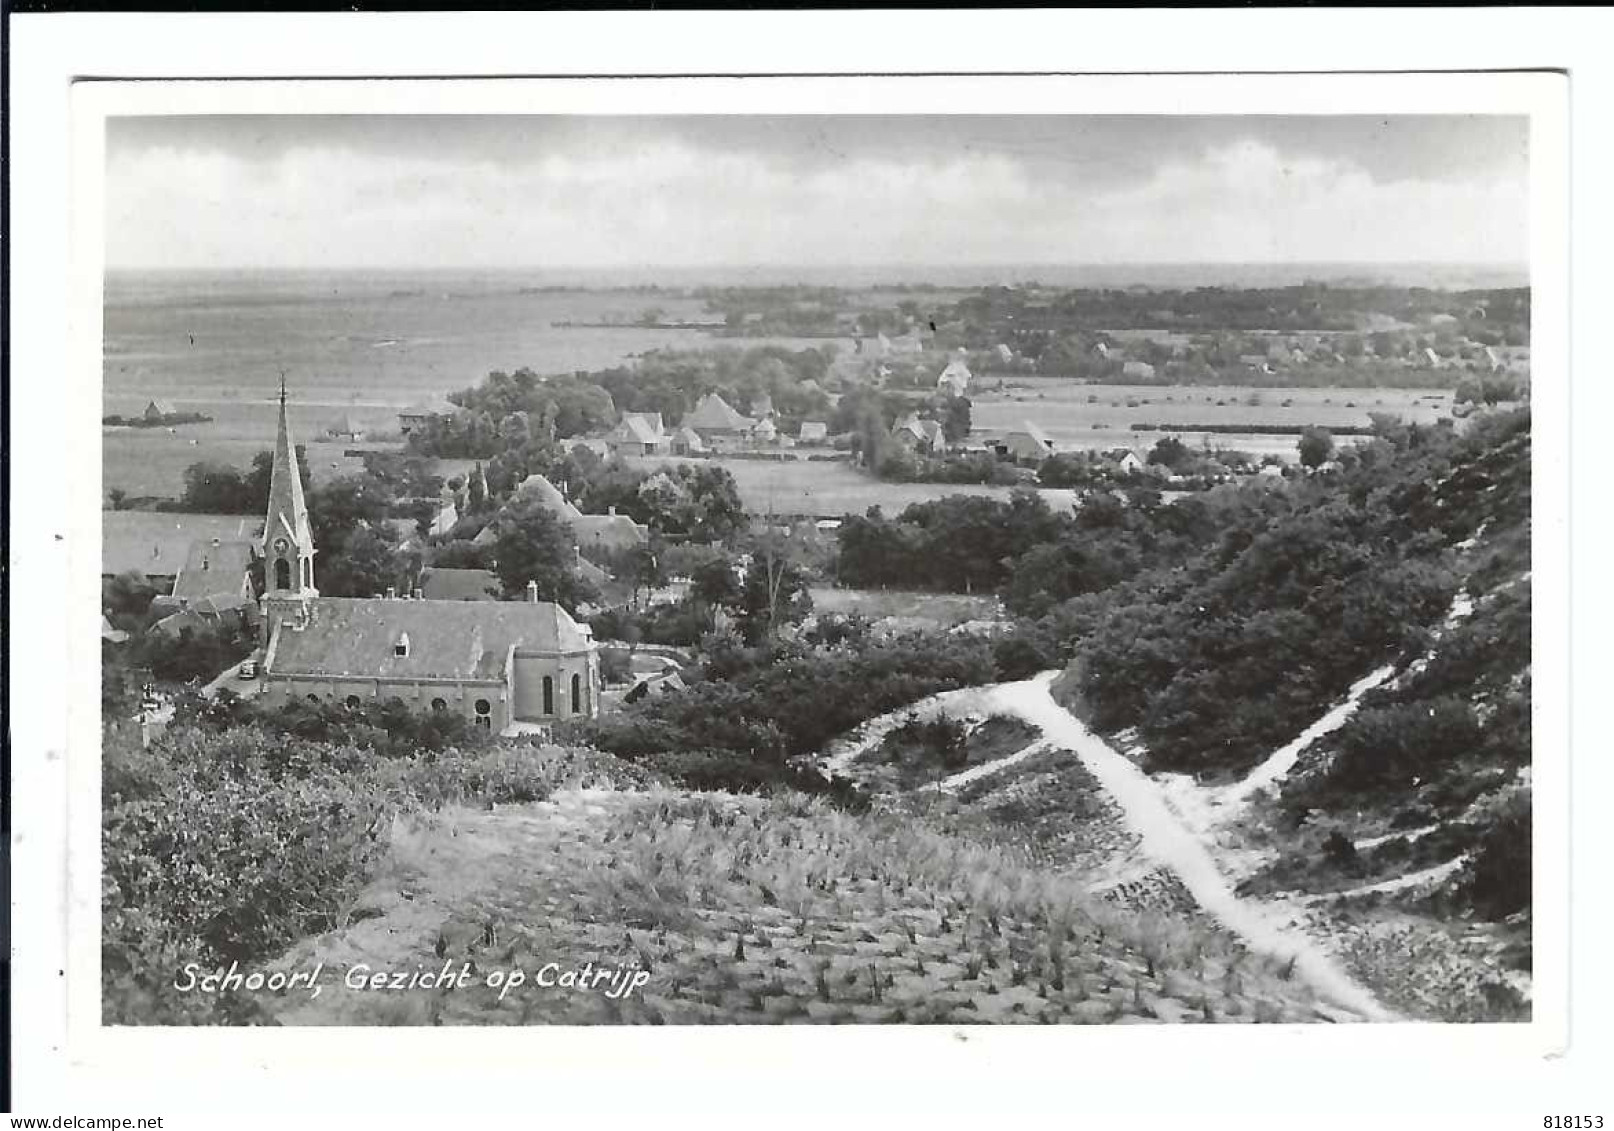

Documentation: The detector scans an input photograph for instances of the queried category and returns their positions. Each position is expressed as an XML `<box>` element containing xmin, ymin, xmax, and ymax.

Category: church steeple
<box><xmin>262</xmin><ymin>377</ymin><xmax>317</xmax><ymax>597</ymax></box>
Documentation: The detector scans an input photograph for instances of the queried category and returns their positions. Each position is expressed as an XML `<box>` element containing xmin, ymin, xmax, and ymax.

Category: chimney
<box><xmin>527</xmin><ymin>580</ymin><xmax>539</xmax><ymax>604</ymax></box>
<box><xmin>608</xmin><ymin>505</ymin><xmax>617</xmax><ymax>517</ymax></box>
<box><xmin>386</xmin><ymin>587</ymin><xmax>396</xmax><ymax>600</ymax></box>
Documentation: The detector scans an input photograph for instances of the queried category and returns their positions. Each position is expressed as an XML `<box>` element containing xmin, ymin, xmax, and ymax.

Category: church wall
<box><xmin>261</xmin><ymin>675</ymin><xmax>512</xmax><ymax>732</ymax></box>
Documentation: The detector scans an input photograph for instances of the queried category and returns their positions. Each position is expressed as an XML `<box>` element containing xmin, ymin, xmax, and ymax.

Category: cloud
<box><xmin>105</xmin><ymin>130</ymin><xmax>1527</xmax><ymax>269</ymax></box>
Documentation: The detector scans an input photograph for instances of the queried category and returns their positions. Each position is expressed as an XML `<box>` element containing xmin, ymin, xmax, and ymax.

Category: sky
<box><xmin>105</xmin><ymin>115</ymin><xmax>1529</xmax><ymax>271</ymax></box>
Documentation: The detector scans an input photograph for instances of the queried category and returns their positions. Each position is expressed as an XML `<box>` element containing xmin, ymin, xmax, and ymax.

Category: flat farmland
<box><xmin>808</xmin><ymin>588</ymin><xmax>1003</xmax><ymax>626</ymax></box>
<box><xmin>971</xmin><ymin>379</ymin><xmax>1451</xmax><ymax>460</ymax></box>
<box><xmin>625</xmin><ymin>455</ymin><xmax>1080</xmax><ymax>518</ymax></box>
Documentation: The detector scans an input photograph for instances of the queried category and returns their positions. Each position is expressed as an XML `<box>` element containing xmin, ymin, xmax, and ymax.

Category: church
<box><xmin>256</xmin><ymin>385</ymin><xmax>601</xmax><ymax>732</ymax></box>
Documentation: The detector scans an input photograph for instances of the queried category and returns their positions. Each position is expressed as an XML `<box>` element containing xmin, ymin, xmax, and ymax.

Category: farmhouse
<box><xmin>325</xmin><ymin>414</ymin><xmax>368</xmax><ymax>443</ymax></box>
<box><xmin>605</xmin><ymin>412</ymin><xmax>669</xmax><ymax>457</ymax></box>
<box><xmin>479</xmin><ymin>473</ymin><xmax>650</xmax><ymax>554</ymax></box>
<box><xmin>797</xmin><ymin>421</ymin><xmax>829</xmax><ymax>445</ymax></box>
<box><xmin>143</xmin><ymin>400</ymin><xmax>178</xmax><ymax>421</ymax></box>
<box><xmin>937</xmin><ymin>354</ymin><xmax>972</xmax><ymax>396</ymax></box>
<box><xmin>1101</xmin><ymin>448</ymin><xmax>1146</xmax><ymax>475</ymax></box>
<box><xmin>994</xmin><ymin>421</ymin><xmax>1057</xmax><ymax>463</ymax></box>
<box><xmin>685</xmin><ymin>393</ymin><xmax>757</xmax><ymax>447</ymax></box>
<box><xmin>397</xmin><ymin>400</ymin><xmax>459</xmax><ymax>435</ymax></box>
<box><xmin>258</xmin><ymin>387</ymin><xmax>600</xmax><ymax>732</ymax></box>
<box><xmin>670</xmin><ymin>425</ymin><xmax>706</xmax><ymax>455</ymax></box>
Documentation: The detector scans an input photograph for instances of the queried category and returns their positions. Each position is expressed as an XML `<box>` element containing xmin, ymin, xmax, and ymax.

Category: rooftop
<box><xmin>268</xmin><ymin>596</ymin><xmax>593</xmax><ymax>682</ymax></box>
<box><xmin>103</xmin><ymin>511</ymin><xmax>263</xmax><ymax>578</ymax></box>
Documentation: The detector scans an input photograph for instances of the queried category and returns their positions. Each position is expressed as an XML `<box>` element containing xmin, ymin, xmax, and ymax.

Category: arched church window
<box><xmin>474</xmin><ymin>699</ymin><xmax>492</xmax><ymax>730</ymax></box>
<box><xmin>542</xmin><ymin>676</ymin><xmax>554</xmax><ymax>715</ymax></box>
<box><xmin>571</xmin><ymin>673</ymin><xmax>582</xmax><ymax>714</ymax></box>
<box><xmin>275</xmin><ymin>558</ymin><xmax>292</xmax><ymax>590</ymax></box>
<box><xmin>430</xmin><ymin>697</ymin><xmax>447</xmax><ymax>713</ymax></box>
<box><xmin>345</xmin><ymin>695</ymin><xmax>361</xmax><ymax>710</ymax></box>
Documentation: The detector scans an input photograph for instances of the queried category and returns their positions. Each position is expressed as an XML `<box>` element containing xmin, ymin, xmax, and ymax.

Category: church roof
<box><xmin>267</xmin><ymin>596</ymin><xmax>593</xmax><ymax>682</ymax></box>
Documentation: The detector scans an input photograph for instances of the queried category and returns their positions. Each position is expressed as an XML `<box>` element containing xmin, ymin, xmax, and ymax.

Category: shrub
<box><xmin>1460</xmin><ymin>784</ymin><xmax>1531</xmax><ymax>919</ymax></box>
<box><xmin>1326</xmin><ymin>698</ymin><xmax>1483</xmax><ymax>794</ymax></box>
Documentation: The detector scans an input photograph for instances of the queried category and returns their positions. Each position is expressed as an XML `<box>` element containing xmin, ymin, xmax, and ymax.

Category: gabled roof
<box><xmin>609</xmin><ymin>412</ymin><xmax>666</xmax><ymax>445</ymax></box>
<box><xmin>418</xmin><ymin>567</ymin><xmax>501</xmax><ymax>602</ymax></box>
<box><xmin>171</xmin><ymin>539</ymin><xmax>256</xmax><ymax>600</ymax></box>
<box><xmin>514</xmin><ymin>474</ymin><xmax>584</xmax><ymax>522</ymax></box>
<box><xmin>103</xmin><ymin>512</ymin><xmax>263</xmax><ymax>578</ymax></box>
<box><xmin>267</xmin><ymin>596</ymin><xmax>593</xmax><ymax>682</ymax></box>
<box><xmin>145</xmin><ymin>400</ymin><xmax>178</xmax><ymax>416</ymax></box>
<box><xmin>685</xmin><ymin>393</ymin><xmax>754</xmax><ymax>432</ymax></box>
<box><xmin>572</xmin><ymin>513</ymin><xmax>650</xmax><ymax>548</ymax></box>
<box><xmin>798</xmin><ymin>421</ymin><xmax>828</xmax><ymax>441</ymax></box>
<box><xmin>1005</xmin><ymin>421</ymin><xmax>1055</xmax><ymax>451</ymax></box>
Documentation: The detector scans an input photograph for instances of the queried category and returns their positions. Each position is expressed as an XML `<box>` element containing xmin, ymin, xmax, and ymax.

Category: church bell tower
<box><xmin>261</xmin><ymin>378</ymin><xmax>317</xmax><ymax>637</ymax></box>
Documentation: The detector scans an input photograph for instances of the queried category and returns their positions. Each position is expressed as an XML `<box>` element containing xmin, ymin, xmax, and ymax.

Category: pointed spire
<box><xmin>264</xmin><ymin>379</ymin><xmax>315</xmax><ymax>575</ymax></box>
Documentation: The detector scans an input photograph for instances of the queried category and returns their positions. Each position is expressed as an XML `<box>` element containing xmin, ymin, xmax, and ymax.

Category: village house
<box><xmin>684</xmin><ymin>392</ymin><xmax>757</xmax><ymax>448</ymax></box>
<box><xmin>152</xmin><ymin>537</ymin><xmax>257</xmax><ymax>613</ymax></box>
<box><xmin>143</xmin><ymin>400</ymin><xmax>178</xmax><ymax>422</ymax></box>
<box><xmin>670</xmin><ymin>425</ymin><xmax>706</xmax><ymax>455</ymax></box>
<box><xmin>797</xmin><ymin>421</ymin><xmax>829</xmax><ymax>446</ymax></box>
<box><xmin>396</xmin><ymin>400</ymin><xmax>459</xmax><ymax>435</ymax></box>
<box><xmin>257</xmin><ymin>386</ymin><xmax>601</xmax><ymax>733</ymax></box>
<box><xmin>325</xmin><ymin>414</ymin><xmax>368</xmax><ymax>443</ymax></box>
<box><xmin>936</xmin><ymin>353</ymin><xmax>972</xmax><ymax>396</ymax></box>
<box><xmin>890</xmin><ymin>413</ymin><xmax>947</xmax><ymax>455</ymax></box>
<box><xmin>475</xmin><ymin>473</ymin><xmax>649</xmax><ymax>555</ymax></box>
<box><xmin>103</xmin><ymin>511</ymin><xmax>264</xmax><ymax>589</ymax></box>
<box><xmin>1100</xmin><ymin>448</ymin><xmax>1146</xmax><ymax>475</ymax></box>
<box><xmin>605</xmin><ymin>412</ymin><xmax>669</xmax><ymax>457</ymax></box>
<box><xmin>993</xmin><ymin>421</ymin><xmax>1057</xmax><ymax>464</ymax></box>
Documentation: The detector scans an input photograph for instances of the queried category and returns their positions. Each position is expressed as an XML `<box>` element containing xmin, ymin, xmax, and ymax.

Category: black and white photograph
<box><xmin>89</xmin><ymin>96</ymin><xmax>1544</xmax><ymax>1030</ymax></box>
<box><xmin>13</xmin><ymin>12</ymin><xmax>1607</xmax><ymax>1114</ymax></box>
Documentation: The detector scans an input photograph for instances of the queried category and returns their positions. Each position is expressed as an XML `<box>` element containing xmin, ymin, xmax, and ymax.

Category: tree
<box><xmin>738</xmin><ymin>536</ymin><xmax>813</xmax><ymax>645</ymax></box>
<box><xmin>938</xmin><ymin>396</ymin><xmax>972</xmax><ymax>443</ymax></box>
<box><xmin>180</xmin><ymin>461</ymin><xmax>254</xmax><ymax>513</ymax></box>
<box><xmin>107</xmin><ymin>488</ymin><xmax>129</xmax><ymax>511</ymax></box>
<box><xmin>319</xmin><ymin>525</ymin><xmax>402</xmax><ymax>598</ymax></box>
<box><xmin>1147</xmin><ymin>435</ymin><xmax>1192</xmax><ymax>472</ymax></box>
<box><xmin>1297</xmin><ymin>426</ymin><xmax>1335</xmax><ymax>469</ymax></box>
<box><xmin>492</xmin><ymin>501</ymin><xmax>598</xmax><ymax>611</ymax></box>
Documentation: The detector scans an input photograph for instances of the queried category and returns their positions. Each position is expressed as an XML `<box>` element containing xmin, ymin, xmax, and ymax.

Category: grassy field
<box><xmin>809</xmin><ymin>587</ymin><xmax>1003</xmax><ymax>626</ymax></box>
<box><xmin>628</xmin><ymin>455</ymin><xmax>1080</xmax><ymax>518</ymax></box>
<box><xmin>971</xmin><ymin>379</ymin><xmax>1451</xmax><ymax>460</ymax></box>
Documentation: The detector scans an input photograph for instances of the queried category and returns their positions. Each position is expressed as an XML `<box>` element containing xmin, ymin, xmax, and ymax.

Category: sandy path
<box><xmin>986</xmin><ymin>674</ymin><xmax>1396</xmax><ymax>1021</ymax></box>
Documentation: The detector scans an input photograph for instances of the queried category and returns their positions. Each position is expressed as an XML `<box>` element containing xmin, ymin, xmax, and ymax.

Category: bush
<box><xmin>101</xmin><ymin>717</ymin><xmax>656</xmax><ymax>1024</ymax></box>
<box><xmin>1460</xmin><ymin>784</ymin><xmax>1531</xmax><ymax>919</ymax></box>
<box><xmin>1327</xmin><ymin>698</ymin><xmax>1483</xmax><ymax>793</ymax></box>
